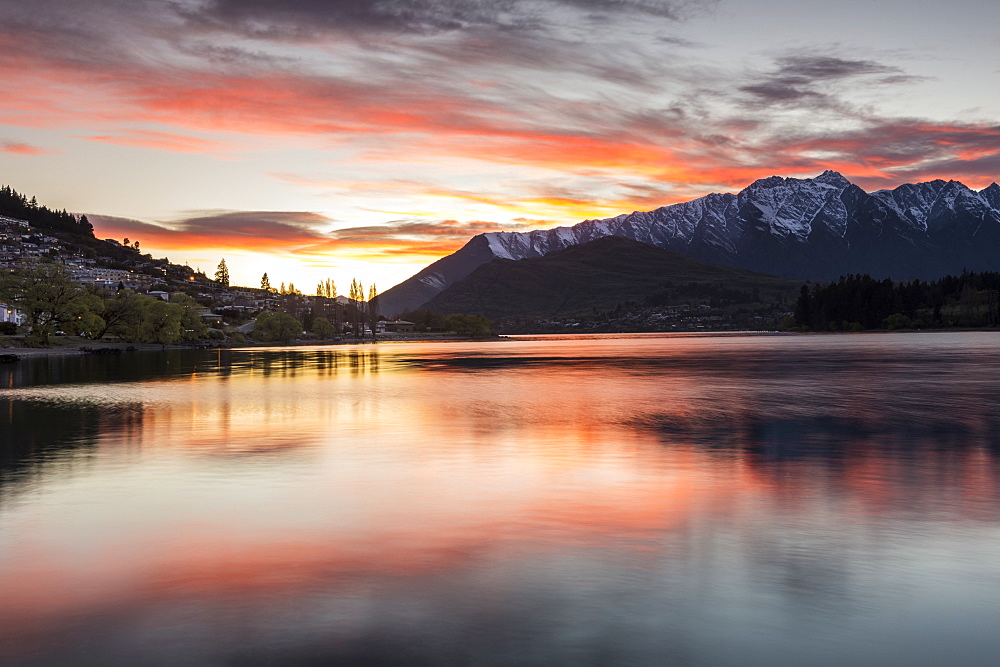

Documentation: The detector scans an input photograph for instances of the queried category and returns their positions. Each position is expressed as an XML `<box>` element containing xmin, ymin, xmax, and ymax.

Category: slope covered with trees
<box><xmin>0</xmin><ymin>185</ymin><xmax>94</xmax><ymax>236</ymax></box>
<box><xmin>422</xmin><ymin>236</ymin><xmax>801</xmax><ymax>320</ymax></box>
<box><xmin>792</xmin><ymin>272</ymin><xmax>1000</xmax><ymax>330</ymax></box>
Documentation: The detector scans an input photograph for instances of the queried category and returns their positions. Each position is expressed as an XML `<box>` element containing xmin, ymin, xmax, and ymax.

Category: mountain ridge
<box><xmin>379</xmin><ymin>171</ymin><xmax>1000</xmax><ymax>316</ymax></box>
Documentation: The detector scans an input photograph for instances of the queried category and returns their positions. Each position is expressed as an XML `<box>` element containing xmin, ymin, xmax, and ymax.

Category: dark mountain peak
<box><xmin>889</xmin><ymin>179</ymin><xmax>948</xmax><ymax>198</ymax></box>
<box><xmin>981</xmin><ymin>183</ymin><xmax>1000</xmax><ymax>211</ymax></box>
<box><xmin>814</xmin><ymin>170</ymin><xmax>851</xmax><ymax>188</ymax></box>
<box><xmin>746</xmin><ymin>175</ymin><xmax>788</xmax><ymax>190</ymax></box>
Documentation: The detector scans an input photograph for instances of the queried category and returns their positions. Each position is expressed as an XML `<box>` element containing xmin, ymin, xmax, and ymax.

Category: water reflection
<box><xmin>1</xmin><ymin>333</ymin><xmax>1000</xmax><ymax>665</ymax></box>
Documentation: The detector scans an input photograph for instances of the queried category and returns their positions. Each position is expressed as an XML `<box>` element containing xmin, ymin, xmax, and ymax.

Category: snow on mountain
<box><xmin>378</xmin><ymin>171</ymin><xmax>1000</xmax><ymax>316</ymax></box>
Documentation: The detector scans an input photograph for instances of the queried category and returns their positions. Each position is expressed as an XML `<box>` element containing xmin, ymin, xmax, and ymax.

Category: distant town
<box><xmin>0</xmin><ymin>204</ymin><xmax>496</xmax><ymax>348</ymax></box>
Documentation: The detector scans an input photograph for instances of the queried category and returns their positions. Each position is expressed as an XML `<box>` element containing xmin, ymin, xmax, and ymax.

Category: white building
<box><xmin>1</xmin><ymin>303</ymin><xmax>25</xmax><ymax>325</ymax></box>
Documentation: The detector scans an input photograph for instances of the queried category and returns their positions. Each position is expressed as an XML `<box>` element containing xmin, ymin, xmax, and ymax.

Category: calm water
<box><xmin>2</xmin><ymin>332</ymin><xmax>1000</xmax><ymax>665</ymax></box>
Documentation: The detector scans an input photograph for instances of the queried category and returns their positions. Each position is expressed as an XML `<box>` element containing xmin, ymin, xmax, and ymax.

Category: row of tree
<box><xmin>398</xmin><ymin>309</ymin><xmax>494</xmax><ymax>337</ymax></box>
<box><xmin>0</xmin><ymin>185</ymin><xmax>94</xmax><ymax>236</ymax></box>
<box><xmin>0</xmin><ymin>264</ymin><xmax>207</xmax><ymax>346</ymax></box>
<box><xmin>256</xmin><ymin>276</ymin><xmax>382</xmax><ymax>341</ymax></box>
<box><xmin>792</xmin><ymin>272</ymin><xmax>1000</xmax><ymax>331</ymax></box>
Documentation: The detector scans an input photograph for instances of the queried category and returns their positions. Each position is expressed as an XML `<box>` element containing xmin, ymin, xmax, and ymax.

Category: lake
<box><xmin>2</xmin><ymin>332</ymin><xmax>1000</xmax><ymax>665</ymax></box>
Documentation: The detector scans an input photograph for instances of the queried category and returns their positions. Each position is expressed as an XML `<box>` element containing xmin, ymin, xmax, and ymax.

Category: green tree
<box><xmin>0</xmin><ymin>264</ymin><xmax>91</xmax><ymax>345</ymax></box>
<box><xmin>311</xmin><ymin>316</ymin><xmax>334</xmax><ymax>338</ymax></box>
<box><xmin>79</xmin><ymin>290</ymin><xmax>143</xmax><ymax>340</ymax></box>
<box><xmin>170</xmin><ymin>293</ymin><xmax>208</xmax><ymax>341</ymax></box>
<box><xmin>445</xmin><ymin>313</ymin><xmax>494</xmax><ymax>337</ymax></box>
<box><xmin>136</xmin><ymin>298</ymin><xmax>183</xmax><ymax>344</ymax></box>
<box><xmin>253</xmin><ymin>311</ymin><xmax>302</xmax><ymax>342</ymax></box>
<box><xmin>215</xmin><ymin>258</ymin><xmax>230</xmax><ymax>288</ymax></box>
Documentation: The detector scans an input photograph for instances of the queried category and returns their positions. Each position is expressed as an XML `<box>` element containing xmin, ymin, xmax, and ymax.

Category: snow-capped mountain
<box><xmin>378</xmin><ymin>171</ymin><xmax>1000</xmax><ymax>315</ymax></box>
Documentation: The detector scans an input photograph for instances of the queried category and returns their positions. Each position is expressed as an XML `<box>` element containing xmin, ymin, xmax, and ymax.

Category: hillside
<box><xmin>421</xmin><ymin>236</ymin><xmax>801</xmax><ymax>320</ymax></box>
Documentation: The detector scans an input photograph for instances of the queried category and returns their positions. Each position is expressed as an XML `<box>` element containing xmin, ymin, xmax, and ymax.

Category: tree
<box><xmin>317</xmin><ymin>278</ymin><xmax>336</xmax><ymax>299</ymax></box>
<box><xmin>170</xmin><ymin>293</ymin><xmax>208</xmax><ymax>341</ymax></box>
<box><xmin>0</xmin><ymin>264</ymin><xmax>91</xmax><ymax>346</ymax></box>
<box><xmin>348</xmin><ymin>278</ymin><xmax>364</xmax><ymax>337</ymax></box>
<box><xmin>311</xmin><ymin>316</ymin><xmax>334</xmax><ymax>338</ymax></box>
<box><xmin>79</xmin><ymin>290</ymin><xmax>143</xmax><ymax>340</ymax></box>
<box><xmin>793</xmin><ymin>284</ymin><xmax>812</xmax><ymax>329</ymax></box>
<box><xmin>215</xmin><ymin>258</ymin><xmax>230</xmax><ymax>288</ymax></box>
<box><xmin>253</xmin><ymin>311</ymin><xmax>302</xmax><ymax>342</ymax></box>
<box><xmin>445</xmin><ymin>313</ymin><xmax>494</xmax><ymax>337</ymax></box>
<box><xmin>367</xmin><ymin>284</ymin><xmax>380</xmax><ymax>339</ymax></box>
<box><xmin>261</xmin><ymin>272</ymin><xmax>271</xmax><ymax>292</ymax></box>
<box><xmin>136</xmin><ymin>298</ymin><xmax>182</xmax><ymax>344</ymax></box>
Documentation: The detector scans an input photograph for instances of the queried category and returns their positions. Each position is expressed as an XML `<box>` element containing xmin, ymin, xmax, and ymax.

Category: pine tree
<box><xmin>215</xmin><ymin>258</ymin><xmax>230</xmax><ymax>288</ymax></box>
<box><xmin>261</xmin><ymin>272</ymin><xmax>271</xmax><ymax>292</ymax></box>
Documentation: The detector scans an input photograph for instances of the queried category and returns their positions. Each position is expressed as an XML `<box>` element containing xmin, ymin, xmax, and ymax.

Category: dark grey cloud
<box><xmin>739</xmin><ymin>83</ymin><xmax>825</xmax><ymax>104</ymax></box>
<box><xmin>182</xmin><ymin>0</ymin><xmax>710</xmax><ymax>37</ymax></box>
<box><xmin>739</xmin><ymin>53</ymin><xmax>912</xmax><ymax>109</ymax></box>
<box><xmin>171</xmin><ymin>210</ymin><xmax>332</xmax><ymax>239</ymax></box>
<box><xmin>773</xmin><ymin>55</ymin><xmax>897</xmax><ymax>81</ymax></box>
<box><xmin>181</xmin><ymin>0</ymin><xmax>524</xmax><ymax>36</ymax></box>
<box><xmin>330</xmin><ymin>218</ymin><xmax>529</xmax><ymax>244</ymax></box>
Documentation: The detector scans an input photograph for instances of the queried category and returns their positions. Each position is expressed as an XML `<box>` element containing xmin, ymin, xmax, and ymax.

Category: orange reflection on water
<box><xmin>3</xmin><ymin>335</ymin><xmax>1000</xmax><ymax>661</ymax></box>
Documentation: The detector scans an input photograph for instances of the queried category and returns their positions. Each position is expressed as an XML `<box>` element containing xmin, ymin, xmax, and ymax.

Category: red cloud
<box><xmin>1</xmin><ymin>140</ymin><xmax>49</xmax><ymax>155</ymax></box>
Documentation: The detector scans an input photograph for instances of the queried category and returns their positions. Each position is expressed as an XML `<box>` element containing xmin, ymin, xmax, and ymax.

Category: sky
<box><xmin>1</xmin><ymin>0</ymin><xmax>998</xmax><ymax>292</ymax></box>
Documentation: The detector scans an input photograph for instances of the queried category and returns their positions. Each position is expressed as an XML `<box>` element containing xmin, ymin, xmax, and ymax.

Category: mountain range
<box><xmin>379</xmin><ymin>171</ymin><xmax>1000</xmax><ymax>316</ymax></box>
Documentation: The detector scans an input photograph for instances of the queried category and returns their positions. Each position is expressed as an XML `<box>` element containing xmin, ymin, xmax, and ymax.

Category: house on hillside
<box><xmin>1</xmin><ymin>303</ymin><xmax>25</xmax><ymax>326</ymax></box>
<box><xmin>0</xmin><ymin>215</ymin><xmax>29</xmax><ymax>232</ymax></box>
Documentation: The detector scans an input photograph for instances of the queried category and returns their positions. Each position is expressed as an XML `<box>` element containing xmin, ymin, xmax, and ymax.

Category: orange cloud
<box><xmin>1</xmin><ymin>140</ymin><xmax>49</xmax><ymax>155</ymax></box>
<box><xmin>86</xmin><ymin>130</ymin><xmax>232</xmax><ymax>154</ymax></box>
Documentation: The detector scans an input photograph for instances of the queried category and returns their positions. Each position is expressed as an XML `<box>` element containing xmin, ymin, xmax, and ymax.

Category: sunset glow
<box><xmin>1</xmin><ymin>0</ymin><xmax>998</xmax><ymax>289</ymax></box>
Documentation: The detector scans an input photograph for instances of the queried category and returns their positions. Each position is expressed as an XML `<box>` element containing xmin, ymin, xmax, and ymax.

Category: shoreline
<box><xmin>0</xmin><ymin>333</ymin><xmax>504</xmax><ymax>360</ymax></box>
<box><xmin>4</xmin><ymin>327</ymin><xmax>997</xmax><ymax>361</ymax></box>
